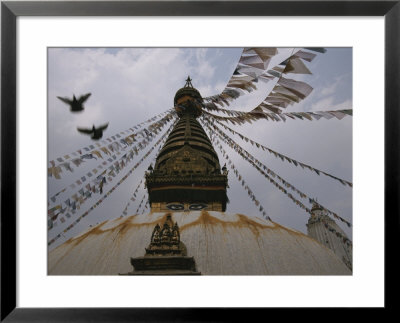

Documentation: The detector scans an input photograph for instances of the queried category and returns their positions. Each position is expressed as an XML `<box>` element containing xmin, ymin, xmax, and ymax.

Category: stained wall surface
<box><xmin>49</xmin><ymin>211</ymin><xmax>351</xmax><ymax>275</ymax></box>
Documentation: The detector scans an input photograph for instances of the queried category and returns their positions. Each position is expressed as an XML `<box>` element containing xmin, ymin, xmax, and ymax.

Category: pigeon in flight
<box><xmin>77</xmin><ymin>123</ymin><xmax>109</xmax><ymax>140</ymax></box>
<box><xmin>57</xmin><ymin>93</ymin><xmax>91</xmax><ymax>112</ymax></box>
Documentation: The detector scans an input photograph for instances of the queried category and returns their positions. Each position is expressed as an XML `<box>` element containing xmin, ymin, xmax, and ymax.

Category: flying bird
<box><xmin>57</xmin><ymin>93</ymin><xmax>91</xmax><ymax>112</ymax></box>
<box><xmin>77</xmin><ymin>123</ymin><xmax>109</xmax><ymax>140</ymax></box>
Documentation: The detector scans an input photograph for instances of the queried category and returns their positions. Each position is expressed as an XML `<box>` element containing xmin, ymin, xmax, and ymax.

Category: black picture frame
<box><xmin>1</xmin><ymin>1</ymin><xmax>398</xmax><ymax>321</ymax></box>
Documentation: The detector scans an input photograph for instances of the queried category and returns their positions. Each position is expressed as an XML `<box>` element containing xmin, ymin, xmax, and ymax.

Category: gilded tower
<box><xmin>145</xmin><ymin>77</ymin><xmax>228</xmax><ymax>212</ymax></box>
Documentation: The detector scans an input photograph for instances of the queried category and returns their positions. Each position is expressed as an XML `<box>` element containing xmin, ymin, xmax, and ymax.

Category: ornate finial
<box><xmin>184</xmin><ymin>76</ymin><xmax>193</xmax><ymax>88</ymax></box>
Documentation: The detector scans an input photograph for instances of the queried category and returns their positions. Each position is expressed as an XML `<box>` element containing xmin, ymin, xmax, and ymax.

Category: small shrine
<box><xmin>123</xmin><ymin>215</ymin><xmax>200</xmax><ymax>275</ymax></box>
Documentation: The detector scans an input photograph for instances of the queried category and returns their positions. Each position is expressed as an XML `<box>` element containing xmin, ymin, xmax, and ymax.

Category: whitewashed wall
<box><xmin>49</xmin><ymin>211</ymin><xmax>351</xmax><ymax>275</ymax></box>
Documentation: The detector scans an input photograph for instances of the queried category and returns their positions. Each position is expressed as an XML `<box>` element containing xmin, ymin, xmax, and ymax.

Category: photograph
<box><xmin>47</xmin><ymin>47</ymin><xmax>353</xmax><ymax>275</ymax></box>
<box><xmin>1</xmin><ymin>0</ymin><xmax>397</xmax><ymax>318</ymax></box>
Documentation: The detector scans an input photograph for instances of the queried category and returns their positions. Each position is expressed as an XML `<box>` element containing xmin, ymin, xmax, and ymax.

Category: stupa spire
<box><xmin>145</xmin><ymin>78</ymin><xmax>228</xmax><ymax>212</ymax></box>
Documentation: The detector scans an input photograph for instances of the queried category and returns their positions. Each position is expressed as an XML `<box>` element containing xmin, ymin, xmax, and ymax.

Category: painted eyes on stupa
<box><xmin>188</xmin><ymin>203</ymin><xmax>208</xmax><ymax>210</ymax></box>
<box><xmin>166</xmin><ymin>204</ymin><xmax>185</xmax><ymax>211</ymax></box>
<box><xmin>166</xmin><ymin>203</ymin><xmax>208</xmax><ymax>211</ymax></box>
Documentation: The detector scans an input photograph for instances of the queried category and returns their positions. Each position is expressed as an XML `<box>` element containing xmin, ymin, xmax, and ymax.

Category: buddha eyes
<box><xmin>166</xmin><ymin>204</ymin><xmax>184</xmax><ymax>211</ymax></box>
<box><xmin>189</xmin><ymin>203</ymin><xmax>207</xmax><ymax>210</ymax></box>
<box><xmin>166</xmin><ymin>203</ymin><xmax>208</xmax><ymax>211</ymax></box>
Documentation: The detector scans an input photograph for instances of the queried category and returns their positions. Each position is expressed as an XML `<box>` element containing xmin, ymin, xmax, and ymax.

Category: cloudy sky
<box><xmin>48</xmin><ymin>47</ymin><xmax>352</xmax><ymax>250</ymax></box>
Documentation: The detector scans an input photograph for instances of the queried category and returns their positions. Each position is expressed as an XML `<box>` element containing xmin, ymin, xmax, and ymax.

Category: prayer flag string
<box><xmin>120</xmin><ymin>178</ymin><xmax>144</xmax><ymax>217</ymax></box>
<box><xmin>135</xmin><ymin>193</ymin><xmax>148</xmax><ymax>215</ymax></box>
<box><xmin>321</xmin><ymin>219</ymin><xmax>352</xmax><ymax>246</ymax></box>
<box><xmin>201</xmin><ymin>108</ymin><xmax>352</xmax><ymax>125</ymax></box>
<box><xmin>202</xmin><ymin>48</ymin><xmax>324</xmax><ymax>111</ymax></box>
<box><xmin>201</xmin><ymin>116</ymin><xmax>351</xmax><ymax>228</ymax></box>
<box><xmin>209</xmin><ymin>134</ymin><xmax>272</xmax><ymax>221</ymax></box>
<box><xmin>210</xmin><ymin>116</ymin><xmax>352</xmax><ymax>187</ymax></box>
<box><xmin>47</xmin><ymin>118</ymin><xmax>178</xmax><ymax>237</ymax></box>
<box><xmin>48</xmin><ymin>109</ymin><xmax>175</xmax><ymax>179</ymax></box>
<box><xmin>119</xmin><ymin>128</ymin><xmax>170</xmax><ymax>217</ymax></box>
<box><xmin>48</xmin><ymin>112</ymin><xmax>177</xmax><ymax>206</ymax></box>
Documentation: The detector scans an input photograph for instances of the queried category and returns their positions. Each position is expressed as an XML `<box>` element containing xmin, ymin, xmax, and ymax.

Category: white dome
<box><xmin>49</xmin><ymin>211</ymin><xmax>351</xmax><ymax>275</ymax></box>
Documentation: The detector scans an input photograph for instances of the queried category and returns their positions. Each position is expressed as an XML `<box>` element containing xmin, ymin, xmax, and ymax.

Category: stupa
<box><xmin>48</xmin><ymin>78</ymin><xmax>351</xmax><ymax>275</ymax></box>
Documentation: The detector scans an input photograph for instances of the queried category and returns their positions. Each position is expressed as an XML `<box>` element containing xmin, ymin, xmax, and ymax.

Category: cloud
<box><xmin>319</xmin><ymin>82</ymin><xmax>338</xmax><ymax>97</ymax></box>
<box><xmin>309</xmin><ymin>97</ymin><xmax>352</xmax><ymax>112</ymax></box>
<box><xmin>318</xmin><ymin>74</ymin><xmax>350</xmax><ymax>97</ymax></box>
<box><xmin>48</xmin><ymin>48</ymin><xmax>227</xmax><ymax>159</ymax></box>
